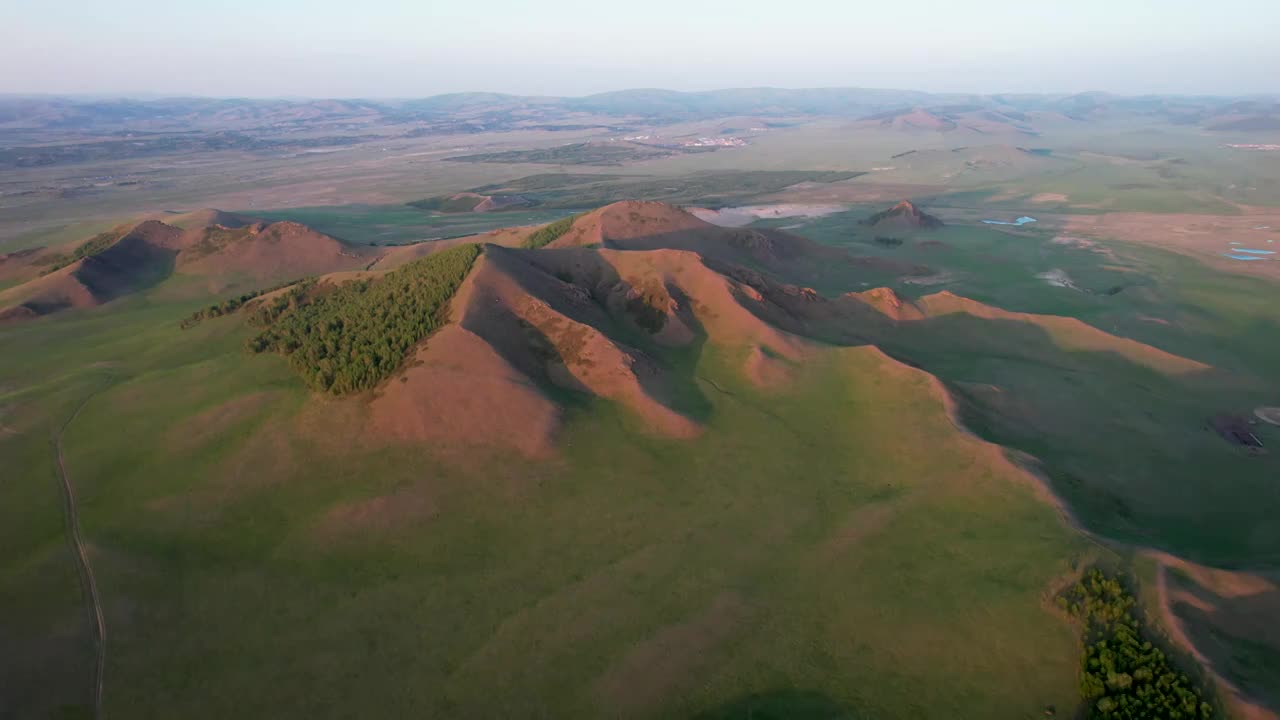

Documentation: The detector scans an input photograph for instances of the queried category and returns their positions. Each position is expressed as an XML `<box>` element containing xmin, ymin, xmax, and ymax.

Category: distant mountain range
<box><xmin>3</xmin><ymin>87</ymin><xmax>1279</xmax><ymax>135</ymax></box>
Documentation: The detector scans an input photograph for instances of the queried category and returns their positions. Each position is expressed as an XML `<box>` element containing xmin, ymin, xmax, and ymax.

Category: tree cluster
<box><xmin>522</xmin><ymin>214</ymin><xmax>580</xmax><ymax>249</ymax></box>
<box><xmin>180</xmin><ymin>278</ymin><xmax>313</xmax><ymax>329</ymax></box>
<box><xmin>1060</xmin><ymin>569</ymin><xmax>1216</xmax><ymax>719</ymax></box>
<box><xmin>246</xmin><ymin>243</ymin><xmax>481</xmax><ymax>394</ymax></box>
<box><xmin>39</xmin><ymin>231</ymin><xmax>121</xmax><ymax>275</ymax></box>
<box><xmin>245</xmin><ymin>280</ymin><xmax>317</xmax><ymax>328</ymax></box>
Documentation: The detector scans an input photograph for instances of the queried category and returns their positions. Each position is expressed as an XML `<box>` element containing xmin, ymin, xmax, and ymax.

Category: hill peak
<box><xmin>544</xmin><ymin>201</ymin><xmax>712</xmax><ymax>248</ymax></box>
<box><xmin>862</xmin><ymin>200</ymin><xmax>944</xmax><ymax>230</ymax></box>
<box><xmin>594</xmin><ymin>199</ymin><xmax>703</xmax><ymax>218</ymax></box>
<box><xmin>154</xmin><ymin>208</ymin><xmax>255</xmax><ymax>231</ymax></box>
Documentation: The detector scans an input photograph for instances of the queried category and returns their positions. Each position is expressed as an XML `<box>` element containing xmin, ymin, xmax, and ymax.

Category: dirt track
<box><xmin>53</xmin><ymin>382</ymin><xmax>111</xmax><ymax>719</ymax></box>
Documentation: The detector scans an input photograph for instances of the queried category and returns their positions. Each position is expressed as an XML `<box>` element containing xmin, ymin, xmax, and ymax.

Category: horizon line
<box><xmin>2</xmin><ymin>85</ymin><xmax>1278</xmax><ymax>103</ymax></box>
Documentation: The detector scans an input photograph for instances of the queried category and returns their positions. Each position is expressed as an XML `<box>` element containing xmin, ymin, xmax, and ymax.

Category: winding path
<box><xmin>53</xmin><ymin>385</ymin><xmax>110</xmax><ymax>719</ymax></box>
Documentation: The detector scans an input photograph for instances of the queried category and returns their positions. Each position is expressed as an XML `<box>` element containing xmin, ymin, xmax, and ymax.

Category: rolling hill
<box><xmin>3</xmin><ymin>199</ymin><xmax>1277</xmax><ymax>720</ymax></box>
<box><xmin>861</xmin><ymin>200</ymin><xmax>945</xmax><ymax>231</ymax></box>
<box><xmin>0</xmin><ymin>212</ymin><xmax>374</xmax><ymax>320</ymax></box>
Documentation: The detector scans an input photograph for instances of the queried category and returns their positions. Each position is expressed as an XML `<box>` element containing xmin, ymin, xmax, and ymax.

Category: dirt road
<box><xmin>53</xmin><ymin>385</ymin><xmax>110</xmax><ymax>719</ymax></box>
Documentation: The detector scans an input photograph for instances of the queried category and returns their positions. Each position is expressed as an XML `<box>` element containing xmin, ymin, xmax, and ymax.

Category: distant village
<box><xmin>618</xmin><ymin>134</ymin><xmax>749</xmax><ymax>148</ymax></box>
<box><xmin>1225</xmin><ymin>143</ymin><xmax>1280</xmax><ymax>151</ymax></box>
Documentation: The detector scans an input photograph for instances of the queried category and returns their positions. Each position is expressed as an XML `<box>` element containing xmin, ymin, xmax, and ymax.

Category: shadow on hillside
<box><xmin>463</xmin><ymin>246</ymin><xmax>714</xmax><ymax>423</ymax></box>
<box><xmin>724</xmin><ymin>286</ymin><xmax>1279</xmax><ymax>564</ymax></box>
<box><xmin>514</xmin><ymin>246</ymin><xmax>714</xmax><ymax>418</ymax></box>
<box><xmin>876</xmin><ymin>313</ymin><xmax>1278</xmax><ymax>564</ymax></box>
<box><xmin>1167</xmin><ymin>570</ymin><xmax>1280</xmax><ymax>714</ymax></box>
<box><xmin>489</xmin><ymin>235</ymin><xmax>1279</xmax><ymax>563</ymax></box>
<box><xmin>77</xmin><ymin>234</ymin><xmax>176</xmax><ymax>301</ymax></box>
<box><xmin>692</xmin><ymin>689</ymin><xmax>859</xmax><ymax>720</ymax></box>
<box><xmin>609</xmin><ymin>226</ymin><xmax>930</xmax><ymax>289</ymax></box>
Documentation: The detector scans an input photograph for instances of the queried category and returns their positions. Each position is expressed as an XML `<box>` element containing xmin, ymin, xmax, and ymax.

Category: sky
<box><xmin>2</xmin><ymin>0</ymin><xmax>1277</xmax><ymax>98</ymax></box>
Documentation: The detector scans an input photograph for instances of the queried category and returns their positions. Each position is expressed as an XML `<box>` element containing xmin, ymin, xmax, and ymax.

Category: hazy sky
<box><xmin>3</xmin><ymin>0</ymin><xmax>1277</xmax><ymax>98</ymax></box>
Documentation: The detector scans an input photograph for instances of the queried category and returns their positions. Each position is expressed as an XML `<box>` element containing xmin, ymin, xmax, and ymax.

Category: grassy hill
<box><xmin>0</xmin><ymin>214</ymin><xmax>376</xmax><ymax>321</ymax></box>
<box><xmin>0</xmin><ymin>281</ymin><xmax>1088</xmax><ymax>719</ymax></box>
<box><xmin>3</xmin><ymin>201</ymin><xmax>1277</xmax><ymax>719</ymax></box>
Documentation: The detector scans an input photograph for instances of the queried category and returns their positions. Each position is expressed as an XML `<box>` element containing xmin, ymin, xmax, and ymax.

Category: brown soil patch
<box><xmin>593</xmin><ymin>592</ymin><xmax>752</xmax><ymax>716</ymax></box>
<box><xmin>174</xmin><ymin>221</ymin><xmax>370</xmax><ymax>283</ymax></box>
<box><xmin>1031</xmin><ymin>192</ymin><xmax>1069</xmax><ymax>203</ymax></box>
<box><xmin>1064</xmin><ymin>211</ymin><xmax>1280</xmax><ymax>280</ymax></box>
<box><xmin>369</xmin><ymin>323</ymin><xmax>561</xmax><ymax>457</ymax></box>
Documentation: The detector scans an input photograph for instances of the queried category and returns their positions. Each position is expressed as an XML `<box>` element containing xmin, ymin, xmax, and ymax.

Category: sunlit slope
<box><xmin>0</xmin><ymin>289</ymin><xmax>1086</xmax><ymax>718</ymax></box>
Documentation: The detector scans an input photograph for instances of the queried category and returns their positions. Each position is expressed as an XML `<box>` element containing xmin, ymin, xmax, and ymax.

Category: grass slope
<box><xmin>774</xmin><ymin>210</ymin><xmax>1280</xmax><ymax>566</ymax></box>
<box><xmin>5</xmin><ymin>193</ymin><xmax>1279</xmax><ymax>718</ymax></box>
<box><xmin>0</xmin><ymin>286</ymin><xmax>1086</xmax><ymax>718</ymax></box>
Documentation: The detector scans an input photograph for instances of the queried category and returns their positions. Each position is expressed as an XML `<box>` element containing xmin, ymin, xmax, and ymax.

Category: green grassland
<box><xmin>446</xmin><ymin>142</ymin><xmax>699</xmax><ymax>165</ymax></box>
<box><xmin>413</xmin><ymin>170</ymin><xmax>864</xmax><ymax>213</ymax></box>
<box><xmin>406</xmin><ymin>194</ymin><xmax>489</xmax><ymax>213</ymax></box>
<box><xmin>5</xmin><ymin>206</ymin><xmax>1270</xmax><ymax>716</ymax></box>
<box><xmin>758</xmin><ymin>209</ymin><xmax>1280</xmax><ymax>566</ymax></box>
<box><xmin>0</xmin><ymin>278</ymin><xmax>1092</xmax><ymax>718</ymax></box>
<box><xmin>246</xmin><ymin>204</ymin><xmax>578</xmax><ymax>245</ymax></box>
<box><xmin>6</xmin><ymin>117</ymin><xmax>1277</xmax><ymax>257</ymax></box>
<box><xmin>471</xmin><ymin>173</ymin><xmax>629</xmax><ymax>193</ymax></box>
<box><xmin>5</xmin><ymin>122</ymin><xmax>1280</xmax><ymax>718</ymax></box>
